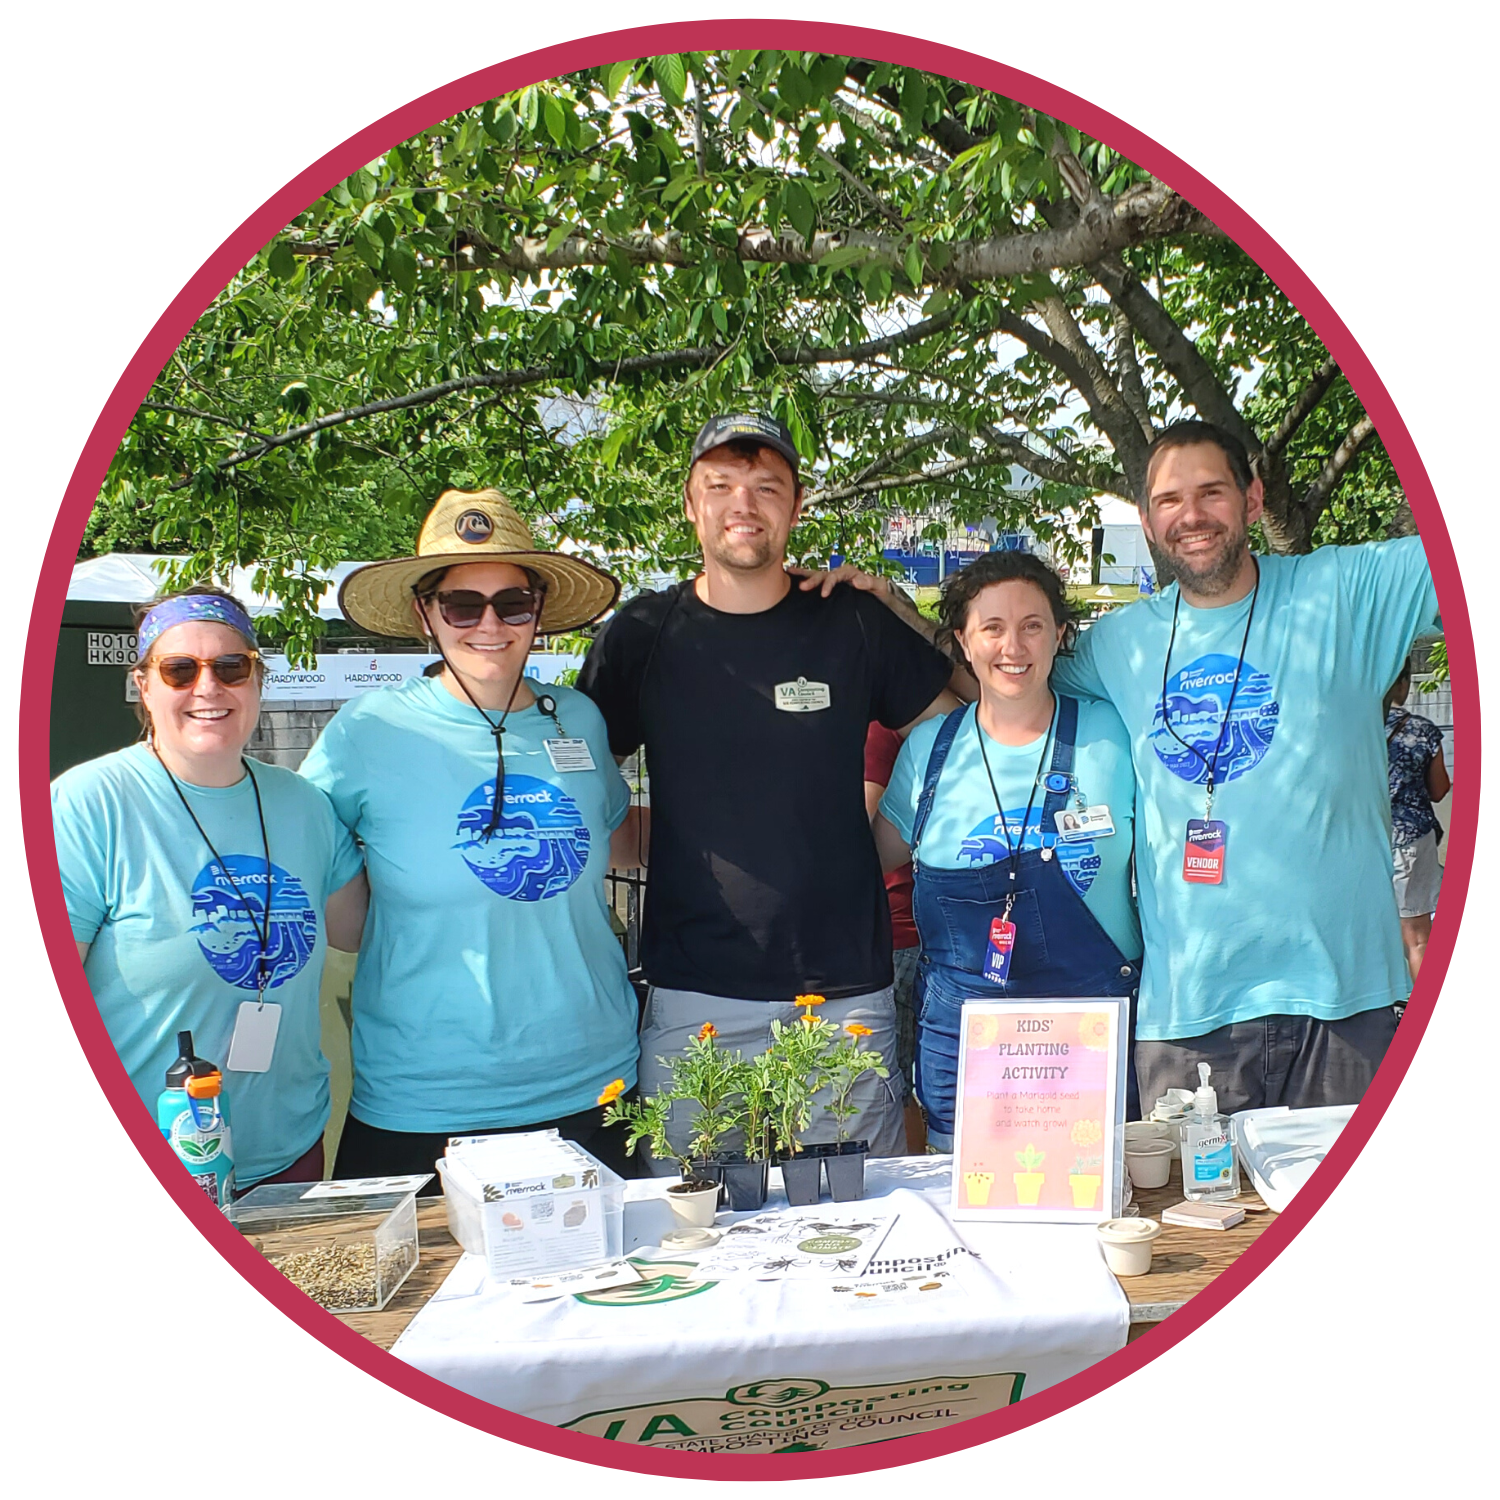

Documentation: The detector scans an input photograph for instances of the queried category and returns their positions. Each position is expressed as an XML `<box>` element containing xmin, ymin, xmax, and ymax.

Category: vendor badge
<box><xmin>774</xmin><ymin>677</ymin><xmax>832</xmax><ymax>712</ymax></box>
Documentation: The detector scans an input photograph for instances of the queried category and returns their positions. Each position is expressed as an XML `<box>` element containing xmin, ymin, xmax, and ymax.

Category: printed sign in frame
<box><xmin>951</xmin><ymin>997</ymin><xmax>1128</xmax><ymax>1224</ymax></box>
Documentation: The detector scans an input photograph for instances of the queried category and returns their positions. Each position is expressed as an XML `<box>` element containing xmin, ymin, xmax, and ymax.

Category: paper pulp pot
<box><xmin>1124</xmin><ymin>1138</ymin><xmax>1176</xmax><ymax>1189</ymax></box>
<box><xmin>667</xmin><ymin>1180</ymin><xmax>721</xmax><ymax>1229</ymax></box>
<box><xmin>1069</xmin><ymin>1173</ymin><xmax>1102</xmax><ymax>1209</ymax></box>
<box><xmin>1012</xmin><ymin>1171</ymin><xmax>1044</xmax><ymax>1206</ymax></box>
<box><xmin>780</xmin><ymin>1152</ymin><xmax>823</xmax><ymax>1206</ymax></box>
<box><xmin>825</xmin><ymin>1142</ymin><xmax>868</xmax><ymax>1202</ymax></box>
<box><xmin>1097</xmin><ymin>1217</ymin><xmax>1161</xmax><ymax>1277</ymax></box>
<box><xmin>717</xmin><ymin>1154</ymin><xmax>769</xmax><ymax>1212</ymax></box>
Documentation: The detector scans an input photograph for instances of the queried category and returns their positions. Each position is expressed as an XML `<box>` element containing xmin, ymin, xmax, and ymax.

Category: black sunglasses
<box><xmin>148</xmin><ymin>652</ymin><xmax>260</xmax><ymax>689</ymax></box>
<box><xmin>423</xmin><ymin>587</ymin><xmax>546</xmax><ymax>629</ymax></box>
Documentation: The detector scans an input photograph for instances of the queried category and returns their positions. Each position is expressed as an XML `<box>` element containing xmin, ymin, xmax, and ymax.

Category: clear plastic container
<box><xmin>227</xmin><ymin>1182</ymin><xmax>423</xmax><ymax>1312</ymax></box>
<box><xmin>436</xmin><ymin>1142</ymin><xmax>624</xmax><ymax>1281</ymax></box>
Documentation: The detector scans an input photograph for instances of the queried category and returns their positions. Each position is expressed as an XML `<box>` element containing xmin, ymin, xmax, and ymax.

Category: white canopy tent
<box><xmin>67</xmin><ymin>554</ymin><xmax>362</xmax><ymax>619</ymax></box>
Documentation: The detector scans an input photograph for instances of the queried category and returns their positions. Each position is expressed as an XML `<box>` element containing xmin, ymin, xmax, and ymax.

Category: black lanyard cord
<box><xmin>155</xmin><ymin>747</ymin><xmax>272</xmax><ymax>998</ymax></box>
<box><xmin>418</xmin><ymin>602</ymin><xmax>525</xmax><ymax>841</ymax></box>
<box><xmin>974</xmin><ymin>696</ymin><xmax>1059</xmax><ymax>886</ymax></box>
<box><xmin>1159</xmin><ymin>560</ymin><xmax>1261</xmax><ymax>809</ymax></box>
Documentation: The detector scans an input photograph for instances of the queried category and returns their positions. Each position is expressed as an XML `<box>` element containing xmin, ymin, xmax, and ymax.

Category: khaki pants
<box><xmin>638</xmin><ymin>985</ymin><xmax>907</xmax><ymax>1175</ymax></box>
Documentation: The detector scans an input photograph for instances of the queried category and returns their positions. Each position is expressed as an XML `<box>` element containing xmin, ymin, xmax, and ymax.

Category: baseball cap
<box><xmin>689</xmin><ymin>413</ymin><xmax>801</xmax><ymax>480</ymax></box>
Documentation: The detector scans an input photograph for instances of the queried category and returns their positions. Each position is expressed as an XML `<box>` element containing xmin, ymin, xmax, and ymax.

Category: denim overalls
<box><xmin>910</xmin><ymin>698</ymin><xmax>1141</xmax><ymax>1144</ymax></box>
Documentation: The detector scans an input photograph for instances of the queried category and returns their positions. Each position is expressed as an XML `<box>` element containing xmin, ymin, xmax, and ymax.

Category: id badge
<box><xmin>1055</xmin><ymin>804</ymin><xmax>1115</xmax><ymax>841</ymax></box>
<box><xmin>982</xmin><ymin>918</ymin><xmax>1016</xmax><ymax>984</ymax></box>
<box><xmin>1183</xmin><ymin>820</ymin><xmax>1228</xmax><ymax>884</ymax></box>
<box><xmin>544</xmin><ymin>737</ymin><xmax>596</xmax><ymax>773</ymax></box>
<box><xmin>226</xmin><ymin>1000</ymin><xmax>282</xmax><ymax>1072</ymax></box>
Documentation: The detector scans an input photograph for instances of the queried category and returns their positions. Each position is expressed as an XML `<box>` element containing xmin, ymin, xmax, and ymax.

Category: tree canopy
<box><xmin>91</xmin><ymin>51</ymin><xmax>1408</xmax><ymax>655</ymax></box>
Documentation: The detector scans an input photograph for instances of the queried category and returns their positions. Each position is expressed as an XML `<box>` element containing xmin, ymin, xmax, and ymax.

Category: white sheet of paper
<box><xmin>300</xmin><ymin>1175</ymin><xmax>433</xmax><ymax>1199</ymax></box>
<box><xmin>692</xmin><ymin>1207</ymin><xmax>899</xmax><ymax>1280</ymax></box>
<box><xmin>544</xmin><ymin>737</ymin><xmax>596</xmax><ymax>772</ymax></box>
<box><xmin>226</xmin><ymin>1000</ymin><xmax>281</xmax><ymax>1072</ymax></box>
<box><xmin>510</xmin><ymin>1259</ymin><xmax>644</xmax><ymax>1302</ymax></box>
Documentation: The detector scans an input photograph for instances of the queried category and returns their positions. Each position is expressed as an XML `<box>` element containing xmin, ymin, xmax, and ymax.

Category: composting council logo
<box><xmin>190</xmin><ymin>856</ymin><xmax>316</xmax><ymax>990</ymax></box>
<box><xmin>455</xmin><ymin>773</ymin><xmax>590</xmax><ymax>901</ymax></box>
<box><xmin>1150</xmin><ymin>651</ymin><xmax>1279</xmax><ymax>784</ymax></box>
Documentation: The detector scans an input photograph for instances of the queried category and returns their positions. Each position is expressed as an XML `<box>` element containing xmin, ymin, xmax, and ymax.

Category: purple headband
<box><xmin>138</xmin><ymin>595</ymin><xmax>259</xmax><ymax>655</ymax></box>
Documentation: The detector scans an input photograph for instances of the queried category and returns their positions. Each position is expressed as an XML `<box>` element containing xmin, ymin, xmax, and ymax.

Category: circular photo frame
<box><xmin>22</xmin><ymin>19</ymin><xmax>1476</xmax><ymax>1480</ymax></box>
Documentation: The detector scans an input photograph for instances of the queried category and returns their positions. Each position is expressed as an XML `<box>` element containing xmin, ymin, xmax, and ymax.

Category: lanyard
<box><xmin>974</xmin><ymin>696</ymin><xmax>1059</xmax><ymax>910</ymax></box>
<box><xmin>1158</xmin><ymin>560</ymin><xmax>1261</xmax><ymax>819</ymax></box>
<box><xmin>155</xmin><ymin>748</ymin><xmax>273</xmax><ymax>1001</ymax></box>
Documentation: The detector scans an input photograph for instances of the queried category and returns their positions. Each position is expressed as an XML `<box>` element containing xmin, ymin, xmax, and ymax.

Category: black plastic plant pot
<box><xmin>825</xmin><ymin>1141</ymin><xmax>869</xmax><ymax>1202</ymax></box>
<box><xmin>717</xmin><ymin>1153</ymin><xmax>769</xmax><ymax>1211</ymax></box>
<box><xmin>781</xmin><ymin>1151</ymin><xmax>824</xmax><ymax>1207</ymax></box>
<box><xmin>689</xmin><ymin>1156</ymin><xmax>725</xmax><ymax>1204</ymax></box>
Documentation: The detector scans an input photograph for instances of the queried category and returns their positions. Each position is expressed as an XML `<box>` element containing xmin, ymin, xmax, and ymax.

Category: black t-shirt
<box><xmin>577</xmin><ymin>578</ymin><xmax>952</xmax><ymax>1000</ymax></box>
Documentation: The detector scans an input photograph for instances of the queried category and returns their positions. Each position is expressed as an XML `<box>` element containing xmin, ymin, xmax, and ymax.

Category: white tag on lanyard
<box><xmin>226</xmin><ymin>1000</ymin><xmax>282</xmax><ymax>1073</ymax></box>
<box><xmin>544</xmin><ymin>737</ymin><xmax>596</xmax><ymax>773</ymax></box>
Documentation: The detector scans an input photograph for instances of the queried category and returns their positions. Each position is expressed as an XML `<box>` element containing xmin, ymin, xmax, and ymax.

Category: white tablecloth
<box><xmin>393</xmin><ymin>1157</ymin><xmax>1128</xmax><ymax>1454</ymax></box>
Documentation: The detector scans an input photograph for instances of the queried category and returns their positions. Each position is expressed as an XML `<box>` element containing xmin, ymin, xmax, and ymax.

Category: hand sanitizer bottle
<box><xmin>1180</xmin><ymin>1064</ymin><xmax>1239</xmax><ymax>1201</ymax></box>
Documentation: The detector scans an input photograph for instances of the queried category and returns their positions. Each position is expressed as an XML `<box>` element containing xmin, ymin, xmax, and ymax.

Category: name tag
<box><xmin>1055</xmin><ymin>804</ymin><xmax>1115</xmax><ymax>841</ymax></box>
<box><xmin>774</xmin><ymin>677</ymin><xmax>832</xmax><ymax>713</ymax></box>
<box><xmin>544</xmin><ymin>738</ymin><xmax>596</xmax><ymax>773</ymax></box>
<box><xmin>226</xmin><ymin>1000</ymin><xmax>282</xmax><ymax>1073</ymax></box>
<box><xmin>1183</xmin><ymin>819</ymin><xmax>1228</xmax><ymax>884</ymax></box>
<box><xmin>982</xmin><ymin>918</ymin><xmax>1016</xmax><ymax>984</ymax></box>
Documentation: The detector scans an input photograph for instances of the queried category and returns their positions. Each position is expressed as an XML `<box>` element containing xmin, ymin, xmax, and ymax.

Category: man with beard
<box><xmin>577</xmin><ymin>413</ymin><xmax>960</xmax><ymax>1166</ymax></box>
<box><xmin>1043</xmin><ymin>420</ymin><xmax>1439</xmax><ymax>1112</ymax></box>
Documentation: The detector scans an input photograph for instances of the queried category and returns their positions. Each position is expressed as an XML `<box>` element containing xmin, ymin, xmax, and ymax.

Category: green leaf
<box><xmin>602</xmin><ymin>59</ymin><xmax>634</xmax><ymax>100</ymax></box>
<box><xmin>652</xmin><ymin>54</ymin><xmax>687</xmax><ymax>108</ymax></box>
<box><xmin>903</xmin><ymin>244</ymin><xmax>924</xmax><ymax>287</ymax></box>
<box><xmin>542</xmin><ymin>94</ymin><xmax>567</xmax><ymax>148</ymax></box>
<box><xmin>784</xmin><ymin>178</ymin><xmax>816</xmax><ymax>247</ymax></box>
<box><xmin>266</xmin><ymin>241</ymin><xmax>297</xmax><ymax>281</ymax></box>
<box><xmin>518</xmin><ymin>86</ymin><xmax>540</xmax><ymax>132</ymax></box>
<box><xmin>385</xmin><ymin>241</ymin><xmax>417</xmax><ymax>295</ymax></box>
<box><xmin>353</xmin><ymin>226</ymin><xmax>384</xmax><ymax>272</ymax></box>
<box><xmin>818</xmin><ymin>243</ymin><xmax>872</xmax><ymax>273</ymax></box>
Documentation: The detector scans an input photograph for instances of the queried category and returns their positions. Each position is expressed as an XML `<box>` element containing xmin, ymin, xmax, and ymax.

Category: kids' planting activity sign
<box><xmin>951</xmin><ymin>999</ymin><xmax>1128</xmax><ymax>1224</ymax></box>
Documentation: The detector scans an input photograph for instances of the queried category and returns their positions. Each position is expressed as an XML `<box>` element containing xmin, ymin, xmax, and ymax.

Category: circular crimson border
<box><xmin>20</xmin><ymin>18</ymin><xmax>1478</xmax><ymax>1481</ymax></box>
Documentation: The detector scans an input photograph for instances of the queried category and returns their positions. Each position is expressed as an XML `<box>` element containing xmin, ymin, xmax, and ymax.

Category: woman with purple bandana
<box><xmin>51</xmin><ymin>586</ymin><xmax>369</xmax><ymax>1190</ymax></box>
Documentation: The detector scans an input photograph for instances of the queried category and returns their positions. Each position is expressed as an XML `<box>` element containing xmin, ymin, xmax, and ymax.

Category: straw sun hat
<box><xmin>338</xmin><ymin>488</ymin><xmax>619</xmax><ymax>639</ymax></box>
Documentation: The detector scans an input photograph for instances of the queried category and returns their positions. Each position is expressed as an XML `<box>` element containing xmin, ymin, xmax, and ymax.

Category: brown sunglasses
<box><xmin>143</xmin><ymin>652</ymin><xmax>261</xmax><ymax>689</ymax></box>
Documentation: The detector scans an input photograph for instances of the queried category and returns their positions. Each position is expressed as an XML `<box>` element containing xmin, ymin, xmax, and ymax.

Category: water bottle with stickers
<box><xmin>156</xmin><ymin>1031</ymin><xmax>236</xmax><ymax>1206</ymax></box>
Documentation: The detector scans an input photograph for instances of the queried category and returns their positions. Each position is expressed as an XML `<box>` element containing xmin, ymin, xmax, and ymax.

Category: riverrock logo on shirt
<box><xmin>958</xmin><ymin>811</ymin><xmax>1099</xmax><ymax>897</ymax></box>
<box><xmin>455</xmin><ymin>773</ymin><xmax>590</xmax><ymax>901</ymax></box>
<box><xmin>1150</xmin><ymin>652</ymin><xmax>1279</xmax><ymax>784</ymax></box>
<box><xmin>190</xmin><ymin>857</ymin><xmax>316</xmax><ymax>990</ymax></box>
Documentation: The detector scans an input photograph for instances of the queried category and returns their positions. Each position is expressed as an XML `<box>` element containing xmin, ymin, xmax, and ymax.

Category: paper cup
<box><xmin>1097</xmin><ymin>1217</ymin><xmax>1161</xmax><ymax>1277</ymax></box>
<box><xmin>1124</xmin><ymin>1137</ymin><xmax>1176</xmax><ymax>1189</ymax></box>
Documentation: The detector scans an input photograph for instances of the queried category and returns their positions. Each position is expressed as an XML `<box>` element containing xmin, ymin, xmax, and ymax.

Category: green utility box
<box><xmin>50</xmin><ymin>600</ymin><xmax>143</xmax><ymax>780</ymax></box>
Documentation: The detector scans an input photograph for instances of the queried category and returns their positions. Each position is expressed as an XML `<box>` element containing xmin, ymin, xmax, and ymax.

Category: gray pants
<box><xmin>638</xmin><ymin>985</ymin><xmax>907</xmax><ymax>1176</ymax></box>
<box><xmin>1134</xmin><ymin>1006</ymin><xmax>1400</xmax><ymax>1117</ymax></box>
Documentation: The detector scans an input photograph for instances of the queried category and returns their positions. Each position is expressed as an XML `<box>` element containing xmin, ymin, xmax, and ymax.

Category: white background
<box><xmin>5</xmin><ymin>3</ymin><xmax>1491</xmax><ymax>1493</ymax></box>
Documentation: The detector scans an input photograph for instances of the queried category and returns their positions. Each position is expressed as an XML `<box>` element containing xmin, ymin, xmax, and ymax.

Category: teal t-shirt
<box><xmin>881</xmin><ymin>698</ymin><xmax>1142</xmax><ymax>960</ymax></box>
<box><xmin>298</xmin><ymin>678</ymin><xmax>639</xmax><ymax>1132</ymax></box>
<box><xmin>51</xmin><ymin>745</ymin><xmax>364</xmax><ymax>1183</ymax></box>
<box><xmin>1051</xmin><ymin>537</ymin><xmax>1440</xmax><ymax>1040</ymax></box>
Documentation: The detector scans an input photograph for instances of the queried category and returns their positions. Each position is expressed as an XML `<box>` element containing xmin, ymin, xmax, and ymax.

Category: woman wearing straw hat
<box><xmin>300</xmin><ymin>489</ymin><xmax>642</xmax><ymax>1184</ymax></box>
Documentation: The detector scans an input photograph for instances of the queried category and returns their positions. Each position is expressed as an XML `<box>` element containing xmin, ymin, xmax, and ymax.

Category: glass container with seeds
<box><xmin>226</xmin><ymin>1177</ymin><xmax>430</xmax><ymax>1312</ymax></box>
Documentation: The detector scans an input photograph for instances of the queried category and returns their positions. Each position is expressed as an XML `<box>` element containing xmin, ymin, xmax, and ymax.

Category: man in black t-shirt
<box><xmin>578</xmin><ymin>413</ymin><xmax>959</xmax><ymax>1166</ymax></box>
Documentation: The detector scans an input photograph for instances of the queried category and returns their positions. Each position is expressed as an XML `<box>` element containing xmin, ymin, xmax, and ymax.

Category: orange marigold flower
<box><xmin>596</xmin><ymin>1078</ymin><xmax>626</xmax><ymax>1106</ymax></box>
<box><xmin>794</xmin><ymin>993</ymin><xmax>826</xmax><ymax>1008</ymax></box>
<box><xmin>800</xmin><ymin>1013</ymin><xmax>820</xmax><ymax>1028</ymax></box>
<box><xmin>697</xmin><ymin>1022</ymin><xmax>718</xmax><ymax>1041</ymax></box>
<box><xmin>845</xmin><ymin>1023</ymin><xmax>874</xmax><ymax>1038</ymax></box>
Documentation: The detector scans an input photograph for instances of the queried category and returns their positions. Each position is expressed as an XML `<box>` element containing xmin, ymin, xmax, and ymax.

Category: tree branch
<box><xmin>156</xmin><ymin>306</ymin><xmax>974</xmax><ymax>487</ymax></box>
<box><xmin>1111</xmin><ymin>307</ymin><xmax>1154</xmax><ymax>441</ymax></box>
<box><xmin>1264</xmin><ymin>357</ymin><xmax>1340</xmax><ymax>456</ymax></box>
<box><xmin>1301</xmin><ymin>414</ymin><xmax>1378</xmax><ymax>521</ymax></box>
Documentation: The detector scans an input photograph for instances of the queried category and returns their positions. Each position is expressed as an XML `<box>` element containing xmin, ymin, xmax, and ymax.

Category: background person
<box><xmin>1048</xmin><ymin>420</ymin><xmax>1440</xmax><ymax>1115</ymax></box>
<box><xmin>864</xmin><ymin>721</ymin><xmax>925</xmax><ymax>1152</ymax></box>
<box><xmin>1385</xmin><ymin>663</ymin><xmax>1450</xmax><ymax>981</ymax></box>
<box><xmin>51</xmin><ymin>587</ymin><xmax>367</xmax><ymax>1190</ymax></box>
<box><xmin>577</xmin><ymin>413</ymin><xmax>962</xmax><ymax>1166</ymax></box>
<box><xmin>874</xmin><ymin>552</ymin><xmax>1141</xmax><ymax>1150</ymax></box>
<box><xmin>301</xmin><ymin>489</ymin><xmax>641</xmax><ymax>1186</ymax></box>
